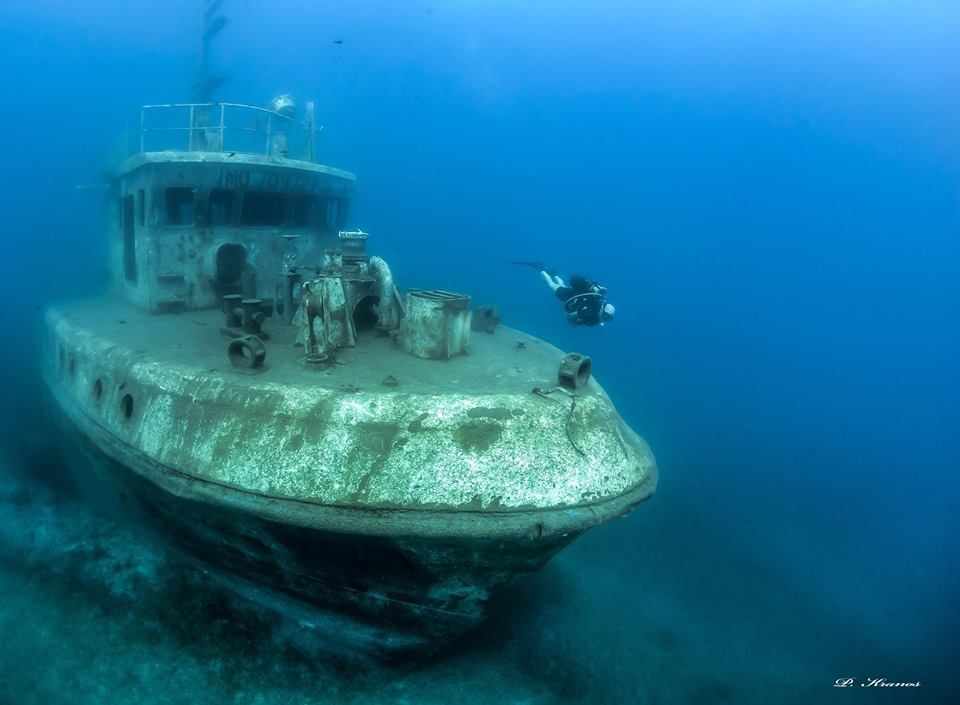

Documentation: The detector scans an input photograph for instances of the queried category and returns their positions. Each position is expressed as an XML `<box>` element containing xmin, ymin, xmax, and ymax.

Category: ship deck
<box><xmin>54</xmin><ymin>296</ymin><xmax>576</xmax><ymax>397</ymax></box>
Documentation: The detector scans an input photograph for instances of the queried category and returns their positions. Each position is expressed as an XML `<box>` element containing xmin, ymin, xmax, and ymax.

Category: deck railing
<box><xmin>136</xmin><ymin>102</ymin><xmax>319</xmax><ymax>160</ymax></box>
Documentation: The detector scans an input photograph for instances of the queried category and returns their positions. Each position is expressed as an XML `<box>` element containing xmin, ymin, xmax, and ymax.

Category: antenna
<box><xmin>195</xmin><ymin>0</ymin><xmax>230</xmax><ymax>102</ymax></box>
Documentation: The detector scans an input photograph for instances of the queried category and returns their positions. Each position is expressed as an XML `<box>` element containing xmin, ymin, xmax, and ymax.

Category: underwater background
<box><xmin>0</xmin><ymin>1</ymin><xmax>956</xmax><ymax>703</ymax></box>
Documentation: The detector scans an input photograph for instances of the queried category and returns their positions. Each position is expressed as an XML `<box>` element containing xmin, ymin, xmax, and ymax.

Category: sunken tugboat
<box><xmin>43</xmin><ymin>97</ymin><xmax>657</xmax><ymax>650</ymax></box>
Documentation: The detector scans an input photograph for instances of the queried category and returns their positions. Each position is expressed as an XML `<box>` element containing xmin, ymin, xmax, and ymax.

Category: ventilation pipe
<box><xmin>368</xmin><ymin>256</ymin><xmax>404</xmax><ymax>330</ymax></box>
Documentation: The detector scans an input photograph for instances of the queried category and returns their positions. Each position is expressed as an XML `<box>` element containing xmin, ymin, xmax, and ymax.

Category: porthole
<box><xmin>120</xmin><ymin>393</ymin><xmax>134</xmax><ymax>420</ymax></box>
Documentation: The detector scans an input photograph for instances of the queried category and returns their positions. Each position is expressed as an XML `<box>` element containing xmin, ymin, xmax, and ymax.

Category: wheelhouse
<box><xmin>109</xmin><ymin>101</ymin><xmax>356</xmax><ymax>313</ymax></box>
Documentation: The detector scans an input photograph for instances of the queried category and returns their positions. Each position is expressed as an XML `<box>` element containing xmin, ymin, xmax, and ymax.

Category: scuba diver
<box><xmin>516</xmin><ymin>262</ymin><xmax>615</xmax><ymax>327</ymax></box>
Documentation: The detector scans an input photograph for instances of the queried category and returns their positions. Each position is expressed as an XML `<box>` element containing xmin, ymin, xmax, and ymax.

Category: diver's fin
<box><xmin>512</xmin><ymin>260</ymin><xmax>548</xmax><ymax>272</ymax></box>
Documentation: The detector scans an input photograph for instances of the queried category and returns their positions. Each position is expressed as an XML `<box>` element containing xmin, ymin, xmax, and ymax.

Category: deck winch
<box><xmin>292</xmin><ymin>231</ymin><xmax>405</xmax><ymax>363</ymax></box>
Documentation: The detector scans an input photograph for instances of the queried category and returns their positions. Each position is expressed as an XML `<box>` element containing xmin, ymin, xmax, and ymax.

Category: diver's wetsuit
<box><xmin>554</xmin><ymin>274</ymin><xmax>607</xmax><ymax>326</ymax></box>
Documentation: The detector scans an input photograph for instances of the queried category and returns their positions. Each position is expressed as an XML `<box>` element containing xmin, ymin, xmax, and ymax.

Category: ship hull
<box><xmin>42</xmin><ymin>297</ymin><xmax>656</xmax><ymax>653</ymax></box>
<box><xmin>50</xmin><ymin>398</ymin><xmax>579</xmax><ymax>653</ymax></box>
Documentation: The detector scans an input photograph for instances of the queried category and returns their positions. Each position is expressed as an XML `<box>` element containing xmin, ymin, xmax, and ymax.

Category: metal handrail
<box><xmin>136</xmin><ymin>102</ymin><xmax>315</xmax><ymax>160</ymax></box>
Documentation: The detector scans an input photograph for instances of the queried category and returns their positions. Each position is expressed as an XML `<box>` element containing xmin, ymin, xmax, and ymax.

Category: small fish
<box><xmin>333</xmin><ymin>39</ymin><xmax>344</xmax><ymax>45</ymax></box>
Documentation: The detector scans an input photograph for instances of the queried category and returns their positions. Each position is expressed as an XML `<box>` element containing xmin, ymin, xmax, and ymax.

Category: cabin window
<box><xmin>289</xmin><ymin>195</ymin><xmax>314</xmax><ymax>228</ymax></box>
<box><xmin>123</xmin><ymin>195</ymin><xmax>137</xmax><ymax>282</ymax></box>
<box><xmin>208</xmin><ymin>189</ymin><xmax>236</xmax><ymax>226</ymax></box>
<box><xmin>241</xmin><ymin>192</ymin><xmax>286</xmax><ymax>226</ymax></box>
<box><xmin>136</xmin><ymin>189</ymin><xmax>145</xmax><ymax>227</ymax></box>
<box><xmin>165</xmin><ymin>187</ymin><xmax>195</xmax><ymax>225</ymax></box>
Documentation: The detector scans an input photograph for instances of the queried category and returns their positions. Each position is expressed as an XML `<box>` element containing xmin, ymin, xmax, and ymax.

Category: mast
<box><xmin>195</xmin><ymin>0</ymin><xmax>229</xmax><ymax>102</ymax></box>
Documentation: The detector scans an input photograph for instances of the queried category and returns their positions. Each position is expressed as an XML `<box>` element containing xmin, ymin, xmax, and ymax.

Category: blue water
<box><xmin>0</xmin><ymin>1</ymin><xmax>956</xmax><ymax>703</ymax></box>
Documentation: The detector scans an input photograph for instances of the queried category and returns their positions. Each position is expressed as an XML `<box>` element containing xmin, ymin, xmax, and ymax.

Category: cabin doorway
<box><xmin>215</xmin><ymin>243</ymin><xmax>250</xmax><ymax>296</ymax></box>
